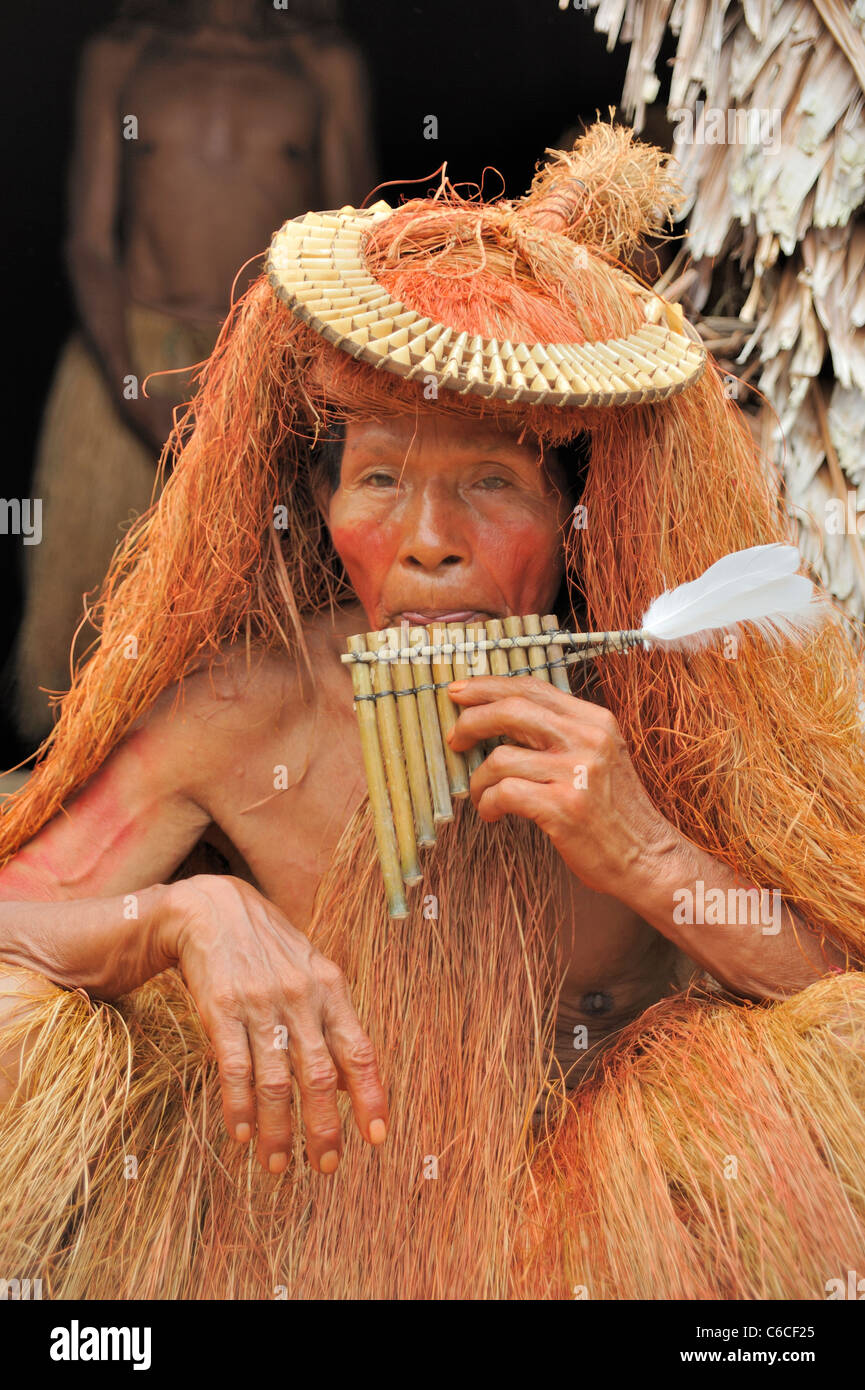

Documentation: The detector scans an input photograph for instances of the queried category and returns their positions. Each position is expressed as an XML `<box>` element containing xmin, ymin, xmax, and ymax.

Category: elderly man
<box><xmin>0</xmin><ymin>123</ymin><xmax>863</xmax><ymax>1300</ymax></box>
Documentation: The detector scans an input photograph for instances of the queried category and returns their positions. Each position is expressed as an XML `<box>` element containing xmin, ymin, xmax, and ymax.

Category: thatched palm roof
<box><xmin>582</xmin><ymin>0</ymin><xmax>865</xmax><ymax>616</ymax></box>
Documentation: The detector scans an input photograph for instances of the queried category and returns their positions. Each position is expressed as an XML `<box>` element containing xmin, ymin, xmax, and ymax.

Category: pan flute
<box><xmin>341</xmin><ymin>613</ymin><xmax>644</xmax><ymax>918</ymax></box>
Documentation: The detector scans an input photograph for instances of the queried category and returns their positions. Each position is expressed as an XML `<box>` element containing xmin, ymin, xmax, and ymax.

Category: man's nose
<box><xmin>396</xmin><ymin>489</ymin><xmax>469</xmax><ymax>570</ymax></box>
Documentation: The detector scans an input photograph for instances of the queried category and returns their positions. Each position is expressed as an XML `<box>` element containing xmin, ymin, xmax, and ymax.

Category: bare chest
<box><xmin>117</xmin><ymin>47</ymin><xmax>323</xmax><ymax>310</ymax></box>
<box><xmin>121</xmin><ymin>46</ymin><xmax>320</xmax><ymax>161</ymax></box>
<box><xmin>205</xmin><ymin>670</ymin><xmax>680</xmax><ymax>1029</ymax></box>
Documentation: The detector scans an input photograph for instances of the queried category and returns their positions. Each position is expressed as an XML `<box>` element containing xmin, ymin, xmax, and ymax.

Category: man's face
<box><xmin>321</xmin><ymin>414</ymin><xmax>572</xmax><ymax>630</ymax></box>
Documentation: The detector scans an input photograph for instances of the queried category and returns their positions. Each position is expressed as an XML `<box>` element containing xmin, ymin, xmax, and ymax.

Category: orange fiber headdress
<box><xmin>264</xmin><ymin>184</ymin><xmax>705</xmax><ymax>408</ymax></box>
<box><xmin>3</xmin><ymin>119</ymin><xmax>864</xmax><ymax>966</ymax></box>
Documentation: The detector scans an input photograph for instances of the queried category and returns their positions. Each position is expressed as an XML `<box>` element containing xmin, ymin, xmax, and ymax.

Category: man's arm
<box><xmin>446</xmin><ymin>673</ymin><xmax>854</xmax><ymax>1003</ymax></box>
<box><xmin>64</xmin><ymin>33</ymin><xmax>171</xmax><ymax>450</ymax></box>
<box><xmin>0</xmin><ymin>653</ymin><xmax>389</xmax><ymax>1173</ymax></box>
<box><xmin>0</xmin><ymin>689</ymin><xmax>212</xmax><ymax>903</ymax></box>
<box><xmin>613</xmin><ymin>829</ymin><xmax>850</xmax><ymax>1001</ymax></box>
<box><xmin>0</xmin><ymin>671</ymin><xmax>214</xmax><ymax>991</ymax></box>
<box><xmin>0</xmin><ymin>885</ymin><xmax>183</xmax><ymax>1000</ymax></box>
<box><xmin>291</xmin><ymin>35</ymin><xmax>379</xmax><ymax>207</ymax></box>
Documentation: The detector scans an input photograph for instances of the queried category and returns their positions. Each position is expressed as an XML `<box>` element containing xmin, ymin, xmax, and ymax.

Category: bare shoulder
<box><xmin>157</xmin><ymin>609</ymin><xmax>364</xmax><ymax>794</ymax></box>
<box><xmin>161</xmin><ymin>613</ymin><xmax>358</xmax><ymax>731</ymax></box>
<box><xmin>0</xmin><ymin>611</ymin><xmax>364</xmax><ymax>903</ymax></box>
<box><xmin>0</xmin><ymin>639</ymin><xmax>313</xmax><ymax>901</ymax></box>
<box><xmin>78</xmin><ymin>26</ymin><xmax>150</xmax><ymax>84</ymax></box>
<box><xmin>287</xmin><ymin>31</ymin><xmax>369</xmax><ymax>90</ymax></box>
<box><xmin>158</xmin><ymin>643</ymin><xmax>305</xmax><ymax>734</ymax></box>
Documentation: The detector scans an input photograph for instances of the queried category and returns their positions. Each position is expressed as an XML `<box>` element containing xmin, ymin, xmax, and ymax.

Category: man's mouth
<box><xmin>391</xmin><ymin>610</ymin><xmax>492</xmax><ymax>625</ymax></box>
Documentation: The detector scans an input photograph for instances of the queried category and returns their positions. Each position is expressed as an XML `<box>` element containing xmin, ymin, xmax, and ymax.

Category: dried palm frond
<box><xmin>582</xmin><ymin>0</ymin><xmax>865</xmax><ymax>616</ymax></box>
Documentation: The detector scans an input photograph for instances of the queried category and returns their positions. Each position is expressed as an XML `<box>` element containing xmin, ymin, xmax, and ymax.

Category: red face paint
<box><xmin>324</xmin><ymin>415</ymin><xmax>571</xmax><ymax>630</ymax></box>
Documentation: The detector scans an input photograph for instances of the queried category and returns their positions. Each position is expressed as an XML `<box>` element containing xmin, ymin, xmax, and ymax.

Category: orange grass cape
<box><xmin>2</xmin><ymin>121</ymin><xmax>865</xmax><ymax>1299</ymax></box>
<box><xmin>5</xmin><ymin>121</ymin><xmax>864</xmax><ymax>951</ymax></box>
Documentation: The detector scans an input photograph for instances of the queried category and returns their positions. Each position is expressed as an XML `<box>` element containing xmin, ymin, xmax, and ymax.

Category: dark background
<box><xmin>0</xmin><ymin>0</ymin><xmax>656</xmax><ymax>770</ymax></box>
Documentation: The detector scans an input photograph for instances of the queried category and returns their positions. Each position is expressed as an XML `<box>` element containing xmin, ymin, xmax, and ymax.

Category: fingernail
<box><xmin>268</xmin><ymin>1151</ymin><xmax>288</xmax><ymax>1174</ymax></box>
<box><xmin>449</xmin><ymin>681</ymin><xmax>466</xmax><ymax>693</ymax></box>
<box><xmin>235</xmin><ymin>1123</ymin><xmax>251</xmax><ymax>1143</ymax></box>
<box><xmin>320</xmin><ymin>1149</ymin><xmax>340</xmax><ymax>1174</ymax></box>
<box><xmin>369</xmin><ymin>1118</ymin><xmax>387</xmax><ymax>1144</ymax></box>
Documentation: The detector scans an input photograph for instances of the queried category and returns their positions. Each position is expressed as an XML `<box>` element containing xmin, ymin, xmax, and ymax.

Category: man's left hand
<box><xmin>446</xmin><ymin>674</ymin><xmax>679</xmax><ymax>902</ymax></box>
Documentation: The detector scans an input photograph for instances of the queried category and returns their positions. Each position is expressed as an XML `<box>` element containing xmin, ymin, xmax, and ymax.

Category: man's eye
<box><xmin>364</xmin><ymin>472</ymin><xmax>396</xmax><ymax>487</ymax></box>
<box><xmin>477</xmin><ymin>475</ymin><xmax>510</xmax><ymax>489</ymax></box>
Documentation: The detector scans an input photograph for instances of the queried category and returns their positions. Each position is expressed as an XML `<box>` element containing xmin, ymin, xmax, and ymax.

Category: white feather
<box><xmin>641</xmin><ymin>544</ymin><xmax>830</xmax><ymax>649</ymax></box>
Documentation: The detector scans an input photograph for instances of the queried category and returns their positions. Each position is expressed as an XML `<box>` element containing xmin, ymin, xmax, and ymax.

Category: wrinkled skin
<box><xmin>1</xmin><ymin>413</ymin><xmax>830</xmax><ymax>1175</ymax></box>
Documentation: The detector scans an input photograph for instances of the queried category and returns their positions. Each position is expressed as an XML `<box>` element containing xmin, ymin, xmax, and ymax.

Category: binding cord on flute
<box><xmin>343</xmin><ymin>545</ymin><xmax>832</xmax><ymax>918</ymax></box>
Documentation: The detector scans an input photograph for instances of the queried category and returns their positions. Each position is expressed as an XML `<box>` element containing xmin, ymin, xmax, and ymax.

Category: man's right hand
<box><xmin>160</xmin><ymin>874</ymin><xmax>389</xmax><ymax>1177</ymax></box>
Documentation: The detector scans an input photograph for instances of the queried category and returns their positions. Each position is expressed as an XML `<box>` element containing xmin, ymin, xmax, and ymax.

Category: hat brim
<box><xmin>266</xmin><ymin>205</ymin><xmax>706</xmax><ymax>409</ymax></box>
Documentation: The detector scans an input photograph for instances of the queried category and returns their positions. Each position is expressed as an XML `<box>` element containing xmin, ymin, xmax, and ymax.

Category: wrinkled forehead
<box><xmin>307</xmin><ymin>416</ymin><xmax>587</xmax><ymax>508</ymax></box>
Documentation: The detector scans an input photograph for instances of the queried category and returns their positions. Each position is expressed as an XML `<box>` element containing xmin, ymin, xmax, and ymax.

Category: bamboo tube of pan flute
<box><xmin>541</xmin><ymin>613</ymin><xmax>572</xmax><ymax>692</ymax></box>
<box><xmin>384</xmin><ymin>625</ymin><xmax>436</xmax><ymax>848</ymax></box>
<box><xmin>346</xmin><ymin>633</ymin><xmax>408</xmax><ymax>919</ymax></box>
<box><xmin>367</xmin><ymin>629</ymin><xmax>422</xmax><ymax>887</ymax></box>
<box><xmin>483</xmin><ymin>617</ymin><xmax>512</xmax><ymax>753</ymax></box>
<box><xmin>503</xmin><ymin>614</ymin><xmax>537</xmax><ymax>677</ymax></box>
<box><xmin>448</xmin><ymin>622</ymin><xmax>486</xmax><ymax>777</ymax></box>
<box><xmin>430</xmin><ymin>627</ymin><xmax>470</xmax><ymax>797</ymax></box>
<box><xmin>409</xmin><ymin>625</ymin><xmax>454</xmax><ymax>825</ymax></box>
<box><xmin>521</xmin><ymin>613</ymin><xmax>554</xmax><ymax>681</ymax></box>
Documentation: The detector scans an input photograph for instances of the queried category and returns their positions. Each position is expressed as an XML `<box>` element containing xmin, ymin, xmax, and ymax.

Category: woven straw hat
<box><xmin>266</xmin><ymin>163</ymin><xmax>706</xmax><ymax>409</ymax></box>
